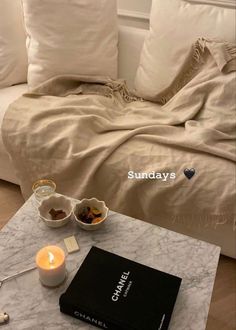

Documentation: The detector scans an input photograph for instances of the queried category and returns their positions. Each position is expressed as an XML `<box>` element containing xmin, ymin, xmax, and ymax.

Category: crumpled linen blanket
<box><xmin>2</xmin><ymin>38</ymin><xmax>236</xmax><ymax>229</ymax></box>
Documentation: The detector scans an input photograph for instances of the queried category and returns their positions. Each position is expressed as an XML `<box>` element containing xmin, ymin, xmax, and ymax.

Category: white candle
<box><xmin>36</xmin><ymin>245</ymin><xmax>66</xmax><ymax>287</ymax></box>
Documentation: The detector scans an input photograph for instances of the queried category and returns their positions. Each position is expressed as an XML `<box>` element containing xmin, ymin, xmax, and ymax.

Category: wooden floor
<box><xmin>0</xmin><ymin>179</ymin><xmax>235</xmax><ymax>330</ymax></box>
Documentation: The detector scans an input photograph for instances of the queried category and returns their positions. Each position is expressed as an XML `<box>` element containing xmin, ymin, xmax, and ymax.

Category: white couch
<box><xmin>0</xmin><ymin>25</ymin><xmax>235</xmax><ymax>258</ymax></box>
<box><xmin>0</xmin><ymin>25</ymin><xmax>147</xmax><ymax>184</ymax></box>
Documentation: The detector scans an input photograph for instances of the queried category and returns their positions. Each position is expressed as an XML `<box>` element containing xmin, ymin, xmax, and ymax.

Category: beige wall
<box><xmin>117</xmin><ymin>0</ymin><xmax>152</xmax><ymax>14</ymax></box>
<box><xmin>117</xmin><ymin>0</ymin><xmax>151</xmax><ymax>29</ymax></box>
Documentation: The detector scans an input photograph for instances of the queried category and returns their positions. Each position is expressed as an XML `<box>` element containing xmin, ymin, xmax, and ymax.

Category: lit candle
<box><xmin>36</xmin><ymin>245</ymin><xmax>66</xmax><ymax>287</ymax></box>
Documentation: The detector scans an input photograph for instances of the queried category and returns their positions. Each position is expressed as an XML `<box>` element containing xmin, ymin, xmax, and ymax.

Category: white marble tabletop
<box><xmin>0</xmin><ymin>194</ymin><xmax>220</xmax><ymax>330</ymax></box>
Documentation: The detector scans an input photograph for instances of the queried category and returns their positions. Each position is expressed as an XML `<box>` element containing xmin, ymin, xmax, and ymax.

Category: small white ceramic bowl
<box><xmin>73</xmin><ymin>198</ymin><xmax>109</xmax><ymax>231</ymax></box>
<box><xmin>38</xmin><ymin>195</ymin><xmax>73</xmax><ymax>228</ymax></box>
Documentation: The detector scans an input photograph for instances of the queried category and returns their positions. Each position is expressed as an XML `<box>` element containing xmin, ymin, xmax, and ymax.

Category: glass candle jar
<box><xmin>32</xmin><ymin>179</ymin><xmax>56</xmax><ymax>202</ymax></box>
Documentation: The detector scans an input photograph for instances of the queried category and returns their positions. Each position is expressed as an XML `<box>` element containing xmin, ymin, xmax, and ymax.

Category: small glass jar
<box><xmin>32</xmin><ymin>179</ymin><xmax>56</xmax><ymax>202</ymax></box>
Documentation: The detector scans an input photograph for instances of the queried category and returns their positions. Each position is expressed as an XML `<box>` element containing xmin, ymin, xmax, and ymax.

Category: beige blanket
<box><xmin>2</xmin><ymin>38</ymin><xmax>236</xmax><ymax>229</ymax></box>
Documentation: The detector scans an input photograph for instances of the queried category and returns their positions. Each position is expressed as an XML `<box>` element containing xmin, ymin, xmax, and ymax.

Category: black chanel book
<box><xmin>59</xmin><ymin>246</ymin><xmax>181</xmax><ymax>330</ymax></box>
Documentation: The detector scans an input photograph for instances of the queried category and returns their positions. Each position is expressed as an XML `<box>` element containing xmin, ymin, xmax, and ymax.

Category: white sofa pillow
<box><xmin>0</xmin><ymin>0</ymin><xmax>28</xmax><ymax>88</ymax></box>
<box><xmin>22</xmin><ymin>0</ymin><xmax>118</xmax><ymax>89</ymax></box>
<box><xmin>134</xmin><ymin>0</ymin><xmax>236</xmax><ymax>102</ymax></box>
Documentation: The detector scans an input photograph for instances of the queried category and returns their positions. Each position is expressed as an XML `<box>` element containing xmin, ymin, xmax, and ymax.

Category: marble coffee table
<box><xmin>0</xmin><ymin>194</ymin><xmax>220</xmax><ymax>330</ymax></box>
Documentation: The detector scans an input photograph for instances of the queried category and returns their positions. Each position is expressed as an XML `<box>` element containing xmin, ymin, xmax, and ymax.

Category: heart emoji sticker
<box><xmin>184</xmin><ymin>168</ymin><xmax>195</xmax><ymax>180</ymax></box>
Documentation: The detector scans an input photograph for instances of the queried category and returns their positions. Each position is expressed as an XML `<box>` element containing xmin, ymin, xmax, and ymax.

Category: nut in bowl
<box><xmin>38</xmin><ymin>195</ymin><xmax>73</xmax><ymax>228</ymax></box>
<box><xmin>73</xmin><ymin>198</ymin><xmax>109</xmax><ymax>231</ymax></box>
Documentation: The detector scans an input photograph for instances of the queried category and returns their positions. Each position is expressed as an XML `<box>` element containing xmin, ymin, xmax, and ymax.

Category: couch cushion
<box><xmin>22</xmin><ymin>0</ymin><xmax>118</xmax><ymax>89</ymax></box>
<box><xmin>134</xmin><ymin>0</ymin><xmax>236</xmax><ymax>101</ymax></box>
<box><xmin>0</xmin><ymin>0</ymin><xmax>28</xmax><ymax>88</ymax></box>
<box><xmin>118</xmin><ymin>26</ymin><xmax>147</xmax><ymax>90</ymax></box>
<box><xmin>0</xmin><ymin>84</ymin><xmax>28</xmax><ymax>184</ymax></box>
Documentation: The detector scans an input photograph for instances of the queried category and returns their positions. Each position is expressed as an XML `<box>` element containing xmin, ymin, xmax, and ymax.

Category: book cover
<box><xmin>59</xmin><ymin>246</ymin><xmax>181</xmax><ymax>330</ymax></box>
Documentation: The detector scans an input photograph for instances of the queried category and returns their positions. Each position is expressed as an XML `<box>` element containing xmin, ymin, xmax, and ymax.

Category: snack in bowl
<box><xmin>38</xmin><ymin>195</ymin><xmax>73</xmax><ymax>228</ymax></box>
<box><xmin>77</xmin><ymin>206</ymin><xmax>102</xmax><ymax>224</ymax></box>
<box><xmin>73</xmin><ymin>198</ymin><xmax>109</xmax><ymax>231</ymax></box>
<box><xmin>49</xmin><ymin>208</ymin><xmax>67</xmax><ymax>220</ymax></box>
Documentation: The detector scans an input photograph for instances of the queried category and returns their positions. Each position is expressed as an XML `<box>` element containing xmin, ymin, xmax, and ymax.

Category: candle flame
<box><xmin>48</xmin><ymin>251</ymin><xmax>55</xmax><ymax>264</ymax></box>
